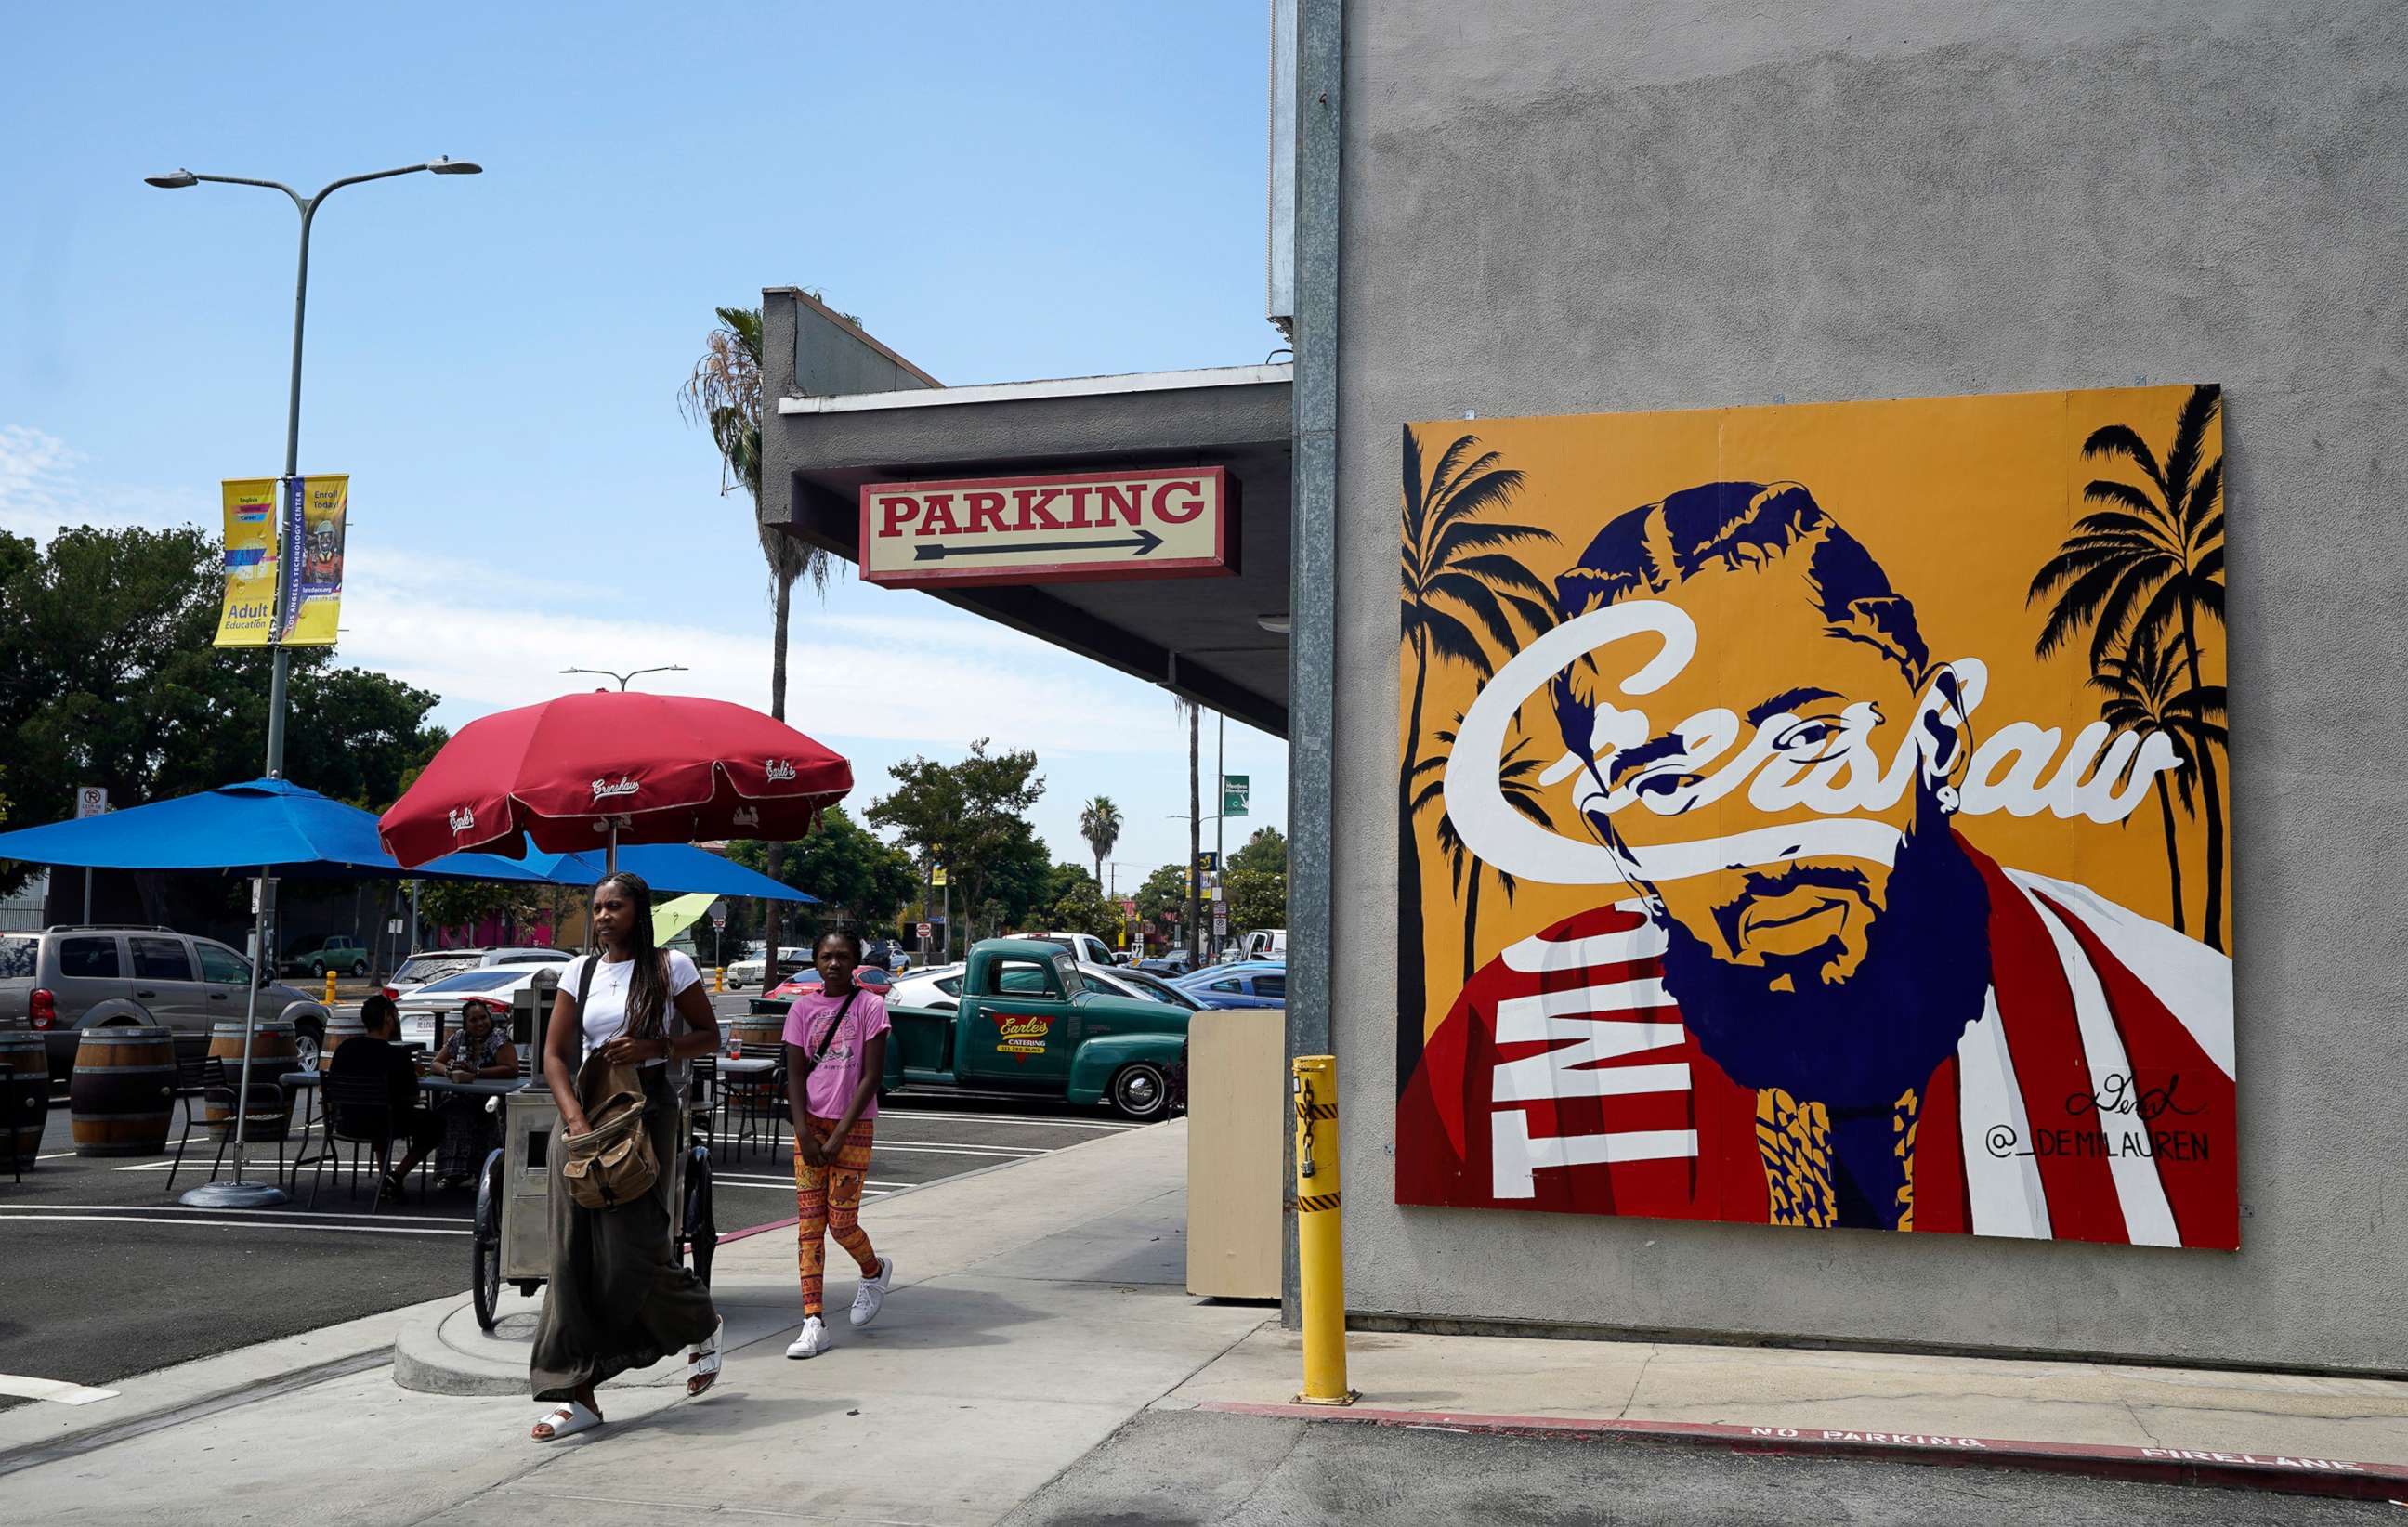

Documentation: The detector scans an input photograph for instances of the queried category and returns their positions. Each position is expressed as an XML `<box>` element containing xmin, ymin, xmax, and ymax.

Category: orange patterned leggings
<box><xmin>793</xmin><ymin>1115</ymin><xmax>878</xmax><ymax>1317</ymax></box>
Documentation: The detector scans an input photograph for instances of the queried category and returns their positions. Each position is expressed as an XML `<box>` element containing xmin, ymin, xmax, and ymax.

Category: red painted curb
<box><xmin>1192</xmin><ymin>1401</ymin><xmax>2408</xmax><ymax>1502</ymax></box>
<box><xmin>716</xmin><ymin>1214</ymin><xmax>799</xmax><ymax>1245</ymax></box>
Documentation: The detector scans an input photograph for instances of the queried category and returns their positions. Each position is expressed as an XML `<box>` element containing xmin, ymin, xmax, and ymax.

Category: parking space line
<box><xmin>866</xmin><ymin>1142</ymin><xmax>1045</xmax><ymax>1158</ymax></box>
<box><xmin>0</xmin><ymin>1203</ymin><xmax>464</xmax><ymax>1225</ymax></box>
<box><xmin>0</xmin><ymin>1375</ymin><xmax>119</xmax><ymax>1406</ymax></box>
<box><xmin>0</xmin><ymin>1213</ymin><xmax>468</xmax><ymax>1236</ymax></box>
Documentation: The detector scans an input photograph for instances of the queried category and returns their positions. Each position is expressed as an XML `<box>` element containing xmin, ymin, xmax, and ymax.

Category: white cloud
<box><xmin>334</xmin><ymin>546</ymin><xmax>1190</xmax><ymax>759</ymax></box>
<box><xmin>0</xmin><ymin>424</ymin><xmax>216</xmax><ymax>540</ymax></box>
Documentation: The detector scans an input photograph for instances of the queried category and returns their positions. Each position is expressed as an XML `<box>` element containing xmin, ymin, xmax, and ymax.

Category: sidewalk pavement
<box><xmin>6</xmin><ymin>1117</ymin><xmax>2408</xmax><ymax>1524</ymax></box>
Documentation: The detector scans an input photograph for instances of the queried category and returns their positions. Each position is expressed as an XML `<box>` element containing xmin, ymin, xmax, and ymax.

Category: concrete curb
<box><xmin>1190</xmin><ymin>1400</ymin><xmax>2408</xmax><ymax>1503</ymax></box>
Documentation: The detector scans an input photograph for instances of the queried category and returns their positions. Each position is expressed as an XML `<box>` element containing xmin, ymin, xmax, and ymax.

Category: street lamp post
<box><xmin>150</xmin><ymin>157</ymin><xmax>482</xmax><ymax>1210</ymax></box>
<box><xmin>559</xmin><ymin>664</ymin><xmax>689</xmax><ymax>690</ymax></box>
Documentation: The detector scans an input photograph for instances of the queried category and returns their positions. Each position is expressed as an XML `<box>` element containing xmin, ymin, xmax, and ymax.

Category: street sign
<box><xmin>860</xmin><ymin>466</ymin><xmax>1236</xmax><ymax>590</ymax></box>
<box><xmin>708</xmin><ymin>897</ymin><xmax>729</xmax><ymax>932</ymax></box>
<box><xmin>930</xmin><ymin>867</ymin><xmax>948</xmax><ymax>888</ymax></box>
<box><xmin>1223</xmin><ymin>775</ymin><xmax>1250</xmax><ymax>817</ymax></box>
<box><xmin>1212</xmin><ymin>905</ymin><xmax>1228</xmax><ymax>935</ymax></box>
<box><xmin>916</xmin><ymin>920</ymin><xmax>934</xmax><ymax>939</ymax></box>
<box><xmin>75</xmin><ymin>786</ymin><xmax>109</xmax><ymax>819</ymax></box>
<box><xmin>1196</xmin><ymin>851</ymin><xmax>1219</xmax><ymax>874</ymax></box>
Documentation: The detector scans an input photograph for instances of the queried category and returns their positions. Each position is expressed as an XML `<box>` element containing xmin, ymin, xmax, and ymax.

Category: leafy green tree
<box><xmin>0</xmin><ymin>525</ymin><xmax>443</xmax><ymax>894</ymax></box>
<box><xmin>1134</xmin><ymin>862</ymin><xmax>1189</xmax><ymax>925</ymax></box>
<box><xmin>1224</xmin><ymin>866</ymin><xmax>1286</xmax><ymax>933</ymax></box>
<box><xmin>867</xmin><ymin>739</ymin><xmax>1044</xmax><ymax>946</ymax></box>
<box><xmin>2029</xmin><ymin>385</ymin><xmax>2228</xmax><ymax>948</ymax></box>
<box><xmin>727</xmin><ymin>807</ymin><xmax>918</xmax><ymax>933</ymax></box>
<box><xmin>1044</xmin><ymin>880</ymin><xmax>1120</xmax><ymax>943</ymax></box>
<box><xmin>1397</xmin><ymin>428</ymin><xmax>1552</xmax><ymax>1076</ymax></box>
<box><xmin>1229</xmin><ymin>826</ymin><xmax>1286</xmax><ymax>881</ymax></box>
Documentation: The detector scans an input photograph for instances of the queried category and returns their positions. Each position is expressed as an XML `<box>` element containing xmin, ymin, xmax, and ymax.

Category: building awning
<box><xmin>760</xmin><ymin>290</ymin><xmax>1294</xmax><ymax>737</ymax></box>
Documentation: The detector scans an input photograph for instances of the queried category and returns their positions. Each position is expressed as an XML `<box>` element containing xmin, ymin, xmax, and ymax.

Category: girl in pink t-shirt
<box><xmin>779</xmin><ymin>930</ymin><xmax>894</xmax><ymax>1357</ymax></box>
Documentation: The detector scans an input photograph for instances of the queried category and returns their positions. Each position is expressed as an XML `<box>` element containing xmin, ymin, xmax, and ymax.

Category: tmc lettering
<box><xmin>876</xmin><ymin>479</ymin><xmax>1208</xmax><ymax>539</ymax></box>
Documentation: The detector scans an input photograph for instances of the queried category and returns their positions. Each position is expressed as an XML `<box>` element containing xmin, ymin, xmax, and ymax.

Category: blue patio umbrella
<box><xmin>0</xmin><ymin>777</ymin><xmax>560</xmax><ymax>1207</ymax></box>
<box><xmin>517</xmin><ymin>842</ymin><xmax>816</xmax><ymax>902</ymax></box>
<box><xmin>0</xmin><ymin>777</ymin><xmax>556</xmax><ymax>882</ymax></box>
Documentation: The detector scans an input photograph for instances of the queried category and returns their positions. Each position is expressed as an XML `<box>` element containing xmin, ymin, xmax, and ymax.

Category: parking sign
<box><xmin>76</xmin><ymin>786</ymin><xmax>109</xmax><ymax>818</ymax></box>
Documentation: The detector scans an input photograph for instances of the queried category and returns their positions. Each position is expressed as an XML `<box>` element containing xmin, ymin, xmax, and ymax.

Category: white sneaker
<box><xmin>849</xmin><ymin>1256</ymin><xmax>895</xmax><ymax>1328</ymax></box>
<box><xmin>785</xmin><ymin>1315</ymin><xmax>826</xmax><ymax>1359</ymax></box>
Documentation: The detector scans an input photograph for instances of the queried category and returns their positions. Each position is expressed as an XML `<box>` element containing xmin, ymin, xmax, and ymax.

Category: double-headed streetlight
<box><xmin>149</xmin><ymin>156</ymin><xmax>481</xmax><ymax>1209</ymax></box>
<box><xmin>561</xmin><ymin>664</ymin><xmax>689</xmax><ymax>691</ymax></box>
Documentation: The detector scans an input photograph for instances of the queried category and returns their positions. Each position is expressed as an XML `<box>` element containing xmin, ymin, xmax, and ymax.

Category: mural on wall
<box><xmin>1394</xmin><ymin>385</ymin><xmax>2236</xmax><ymax>1248</ymax></box>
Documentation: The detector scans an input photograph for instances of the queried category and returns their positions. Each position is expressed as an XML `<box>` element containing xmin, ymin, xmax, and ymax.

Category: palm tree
<box><xmin>1397</xmin><ymin>426</ymin><xmax>1555</xmax><ymax>1078</ymax></box>
<box><xmin>1080</xmin><ymin>795</ymin><xmax>1123</xmax><ymax>893</ymax></box>
<box><xmin>682</xmin><ymin>304</ymin><xmax>823</xmax><ymax>964</ymax></box>
<box><xmin>2090</xmin><ymin>635</ymin><xmax>2226</xmax><ymax>937</ymax></box>
<box><xmin>1415</xmin><ymin>724</ymin><xmax>1551</xmax><ymax>982</ymax></box>
<box><xmin>2028</xmin><ymin>384</ymin><xmax>2227</xmax><ymax>948</ymax></box>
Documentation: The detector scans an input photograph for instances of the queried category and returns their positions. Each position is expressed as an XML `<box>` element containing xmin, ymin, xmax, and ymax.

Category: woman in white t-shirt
<box><xmin>527</xmin><ymin>871</ymin><xmax>726</xmax><ymax>1442</ymax></box>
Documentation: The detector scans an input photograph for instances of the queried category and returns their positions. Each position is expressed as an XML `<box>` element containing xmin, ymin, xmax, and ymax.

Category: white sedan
<box><xmin>395</xmin><ymin>966</ymin><xmax>556</xmax><ymax>1051</ymax></box>
<box><xmin>725</xmin><ymin>946</ymin><xmax>810</xmax><ymax>989</ymax></box>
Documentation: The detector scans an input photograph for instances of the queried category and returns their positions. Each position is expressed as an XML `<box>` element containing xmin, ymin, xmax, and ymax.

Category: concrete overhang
<box><xmin>760</xmin><ymin>289</ymin><xmax>1294</xmax><ymax>738</ymax></box>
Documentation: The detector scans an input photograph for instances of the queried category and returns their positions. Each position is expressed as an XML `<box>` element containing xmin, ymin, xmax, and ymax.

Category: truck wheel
<box><xmin>311</xmin><ymin>960</ymin><xmax>327</xmax><ymax>978</ymax></box>
<box><xmin>350</xmin><ymin>959</ymin><xmax>368</xmax><ymax>978</ymax></box>
<box><xmin>1108</xmin><ymin>1062</ymin><xmax>1172</xmax><ymax>1122</ymax></box>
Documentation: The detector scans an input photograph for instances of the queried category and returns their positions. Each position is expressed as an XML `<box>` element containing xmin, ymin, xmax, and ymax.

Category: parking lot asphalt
<box><xmin>0</xmin><ymin>988</ymin><xmax>1143</xmax><ymax>1412</ymax></box>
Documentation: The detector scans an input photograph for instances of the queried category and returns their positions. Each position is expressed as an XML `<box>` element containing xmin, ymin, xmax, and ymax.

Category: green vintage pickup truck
<box><xmin>883</xmin><ymin>938</ymin><xmax>1189</xmax><ymax>1121</ymax></box>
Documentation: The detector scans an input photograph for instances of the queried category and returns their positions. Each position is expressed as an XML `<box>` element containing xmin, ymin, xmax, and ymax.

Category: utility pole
<box><xmin>1187</xmin><ymin>704</ymin><xmax>1202</xmax><ymax>966</ymax></box>
<box><xmin>1214</xmin><ymin>712</ymin><xmax>1225</xmax><ymax>960</ymax></box>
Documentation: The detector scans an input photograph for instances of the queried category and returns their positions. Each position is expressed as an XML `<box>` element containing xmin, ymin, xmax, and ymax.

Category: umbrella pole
<box><xmin>183</xmin><ymin>867</ymin><xmax>288</xmax><ymax>1207</ymax></box>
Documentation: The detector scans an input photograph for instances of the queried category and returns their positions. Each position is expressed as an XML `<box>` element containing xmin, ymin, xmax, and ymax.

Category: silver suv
<box><xmin>0</xmin><ymin>924</ymin><xmax>334</xmax><ymax>1080</ymax></box>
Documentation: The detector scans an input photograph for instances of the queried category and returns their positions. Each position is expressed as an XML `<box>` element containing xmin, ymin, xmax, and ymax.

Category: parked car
<box><xmin>281</xmin><ymin>934</ymin><xmax>372</xmax><ymax>978</ymax></box>
<box><xmin>881</xmin><ymin>938</ymin><xmax>1191</xmax><ymax>1120</ymax></box>
<box><xmin>1136</xmin><ymin>951</ymin><xmax>1197</xmax><ymax>978</ymax></box>
<box><xmin>909</xmin><ymin>960</ymin><xmax>1202</xmax><ymax>1013</ymax></box>
<box><xmin>1237</xmin><ymin>928</ymin><xmax>1287</xmax><ymax>963</ymax></box>
<box><xmin>384</xmin><ymin>946</ymin><xmax>569</xmax><ymax>1001</ymax></box>
<box><xmin>726</xmin><ymin>946</ymin><xmax>810</xmax><ymax>989</ymax></box>
<box><xmin>393</xmin><ymin>964</ymin><xmax>559</xmax><ymax>1051</ymax></box>
<box><xmin>0</xmin><ymin>923</ymin><xmax>334</xmax><ymax>1078</ymax></box>
<box><xmin>753</xmin><ymin>963</ymin><xmax>896</xmax><ymax>1015</ymax></box>
<box><xmin>1174</xmin><ymin>961</ymin><xmax>1287</xmax><ymax>1010</ymax></box>
<box><xmin>1027</xmin><ymin>931</ymin><xmax>1115</xmax><ymax>967</ymax></box>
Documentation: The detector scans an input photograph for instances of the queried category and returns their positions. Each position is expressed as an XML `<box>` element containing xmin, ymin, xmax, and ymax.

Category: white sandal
<box><xmin>687</xmin><ymin>1318</ymin><xmax>725</xmax><ymax>1396</ymax></box>
<box><xmin>530</xmin><ymin>1401</ymin><xmax>602</xmax><ymax>1442</ymax></box>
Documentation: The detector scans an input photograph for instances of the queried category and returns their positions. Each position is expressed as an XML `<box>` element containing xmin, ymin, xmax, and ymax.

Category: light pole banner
<box><xmin>214</xmin><ymin>477</ymin><xmax>281</xmax><ymax>646</ymax></box>
<box><xmin>280</xmin><ymin>474</ymin><xmax>347</xmax><ymax>646</ymax></box>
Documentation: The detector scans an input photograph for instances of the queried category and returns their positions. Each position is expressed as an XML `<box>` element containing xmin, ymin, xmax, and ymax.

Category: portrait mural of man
<box><xmin>1394</xmin><ymin>385</ymin><xmax>2236</xmax><ymax>1249</ymax></box>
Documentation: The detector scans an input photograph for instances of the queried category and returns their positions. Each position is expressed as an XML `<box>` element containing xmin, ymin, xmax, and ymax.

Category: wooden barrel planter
<box><xmin>68</xmin><ymin>1026</ymin><xmax>177</xmax><ymax>1157</ymax></box>
<box><xmin>204</xmin><ymin>1018</ymin><xmax>298</xmax><ymax>1142</ymax></box>
<box><xmin>727</xmin><ymin>1013</ymin><xmax>785</xmax><ymax>1053</ymax></box>
<box><xmin>0</xmin><ymin>1033</ymin><xmax>47</xmax><ymax>1168</ymax></box>
<box><xmin>317</xmin><ymin>1011</ymin><xmax>367</xmax><ymax>1067</ymax></box>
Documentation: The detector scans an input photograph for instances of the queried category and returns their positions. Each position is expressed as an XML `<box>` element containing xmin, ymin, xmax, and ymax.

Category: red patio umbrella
<box><xmin>378</xmin><ymin>692</ymin><xmax>852</xmax><ymax>870</ymax></box>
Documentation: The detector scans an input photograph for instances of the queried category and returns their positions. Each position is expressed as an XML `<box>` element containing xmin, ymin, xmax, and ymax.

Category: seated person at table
<box><xmin>429</xmin><ymin>1000</ymin><xmax>517</xmax><ymax>1189</ymax></box>
<box><xmin>329</xmin><ymin>994</ymin><xmax>441</xmax><ymax>1198</ymax></box>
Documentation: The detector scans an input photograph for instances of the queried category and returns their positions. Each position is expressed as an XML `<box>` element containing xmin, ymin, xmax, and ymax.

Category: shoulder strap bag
<box><xmin>558</xmin><ymin>954</ymin><xmax>661</xmax><ymax>1211</ymax></box>
<box><xmin>801</xmin><ymin>988</ymin><xmax>861</xmax><ymax>1071</ymax></box>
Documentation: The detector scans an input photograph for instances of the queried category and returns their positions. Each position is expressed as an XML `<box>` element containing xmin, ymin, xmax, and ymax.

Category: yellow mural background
<box><xmin>1403</xmin><ymin>385</ymin><xmax>2228</xmax><ymax>1043</ymax></box>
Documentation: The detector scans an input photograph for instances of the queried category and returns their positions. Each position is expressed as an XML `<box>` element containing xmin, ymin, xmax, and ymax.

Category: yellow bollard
<box><xmin>714</xmin><ymin>966</ymin><xmax>726</xmax><ymax>995</ymax></box>
<box><xmin>322</xmin><ymin>971</ymin><xmax>337</xmax><ymax>1004</ymax></box>
<box><xmin>1291</xmin><ymin>1053</ymin><xmax>1355</xmax><ymax>1405</ymax></box>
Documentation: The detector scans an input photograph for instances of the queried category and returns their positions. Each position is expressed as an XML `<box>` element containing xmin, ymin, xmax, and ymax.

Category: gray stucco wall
<box><xmin>1328</xmin><ymin>0</ymin><xmax>2408</xmax><ymax>1370</ymax></box>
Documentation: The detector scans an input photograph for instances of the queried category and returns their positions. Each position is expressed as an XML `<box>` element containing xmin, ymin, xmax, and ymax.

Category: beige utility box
<box><xmin>1184</xmin><ymin>1008</ymin><xmax>1285</xmax><ymax>1299</ymax></box>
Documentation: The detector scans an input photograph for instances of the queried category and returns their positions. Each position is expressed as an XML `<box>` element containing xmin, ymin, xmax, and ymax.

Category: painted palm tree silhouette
<box><xmin>2029</xmin><ymin>384</ymin><xmax>2228</xmax><ymax>948</ymax></box>
<box><xmin>1414</xmin><ymin>725</ymin><xmax>1551</xmax><ymax>984</ymax></box>
<box><xmin>2090</xmin><ymin>635</ymin><xmax>2226</xmax><ymax>937</ymax></box>
<box><xmin>1398</xmin><ymin>425</ymin><xmax>1553</xmax><ymax>1078</ymax></box>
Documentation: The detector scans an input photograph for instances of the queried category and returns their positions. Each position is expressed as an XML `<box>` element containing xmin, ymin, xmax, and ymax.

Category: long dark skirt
<box><xmin>530</xmin><ymin>1064</ymin><xmax>717</xmax><ymax>1401</ymax></box>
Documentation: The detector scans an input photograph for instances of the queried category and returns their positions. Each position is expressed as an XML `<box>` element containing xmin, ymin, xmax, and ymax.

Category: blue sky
<box><xmin>0</xmin><ymin>1</ymin><xmax>1287</xmax><ymax>886</ymax></box>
